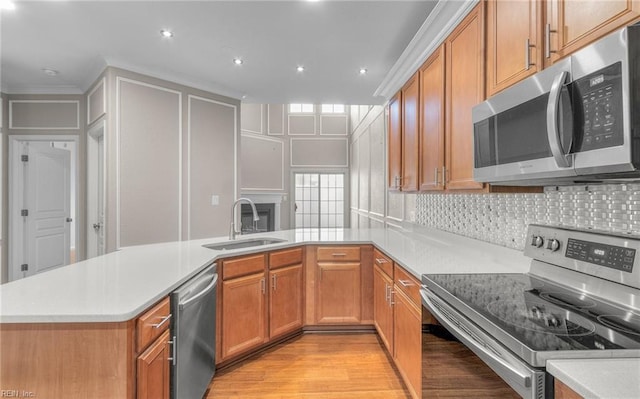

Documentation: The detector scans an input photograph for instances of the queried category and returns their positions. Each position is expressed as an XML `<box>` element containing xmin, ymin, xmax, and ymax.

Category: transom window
<box><xmin>289</xmin><ymin>103</ymin><xmax>314</xmax><ymax>113</ymax></box>
<box><xmin>321</xmin><ymin>104</ymin><xmax>345</xmax><ymax>114</ymax></box>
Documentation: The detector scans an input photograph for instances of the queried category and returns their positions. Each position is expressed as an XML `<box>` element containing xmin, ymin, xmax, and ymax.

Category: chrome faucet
<box><xmin>229</xmin><ymin>198</ymin><xmax>259</xmax><ymax>240</ymax></box>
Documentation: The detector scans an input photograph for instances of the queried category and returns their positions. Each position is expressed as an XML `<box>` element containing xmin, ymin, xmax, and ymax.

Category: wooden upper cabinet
<box><xmin>388</xmin><ymin>92</ymin><xmax>402</xmax><ymax>191</ymax></box>
<box><xmin>418</xmin><ymin>45</ymin><xmax>446</xmax><ymax>191</ymax></box>
<box><xmin>486</xmin><ymin>0</ymin><xmax>542</xmax><ymax>96</ymax></box>
<box><xmin>545</xmin><ymin>0</ymin><xmax>640</xmax><ymax>67</ymax></box>
<box><xmin>401</xmin><ymin>74</ymin><xmax>420</xmax><ymax>192</ymax></box>
<box><xmin>445</xmin><ymin>3</ymin><xmax>485</xmax><ymax>191</ymax></box>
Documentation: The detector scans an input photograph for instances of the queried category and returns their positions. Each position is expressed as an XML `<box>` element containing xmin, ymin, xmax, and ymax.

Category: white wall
<box><xmin>350</xmin><ymin>105</ymin><xmax>416</xmax><ymax>230</ymax></box>
<box><xmin>240</xmin><ymin>103</ymin><xmax>351</xmax><ymax>230</ymax></box>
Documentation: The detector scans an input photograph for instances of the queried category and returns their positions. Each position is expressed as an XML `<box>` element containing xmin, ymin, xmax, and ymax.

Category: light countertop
<box><xmin>0</xmin><ymin>227</ymin><xmax>529</xmax><ymax>323</ymax></box>
<box><xmin>1</xmin><ymin>227</ymin><xmax>638</xmax><ymax>398</ymax></box>
<box><xmin>548</xmin><ymin>358</ymin><xmax>640</xmax><ymax>399</ymax></box>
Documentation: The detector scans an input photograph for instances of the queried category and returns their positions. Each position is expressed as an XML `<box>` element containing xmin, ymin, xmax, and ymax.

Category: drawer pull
<box><xmin>398</xmin><ymin>279</ymin><xmax>415</xmax><ymax>288</ymax></box>
<box><xmin>332</xmin><ymin>253</ymin><xmax>347</xmax><ymax>257</ymax></box>
<box><xmin>375</xmin><ymin>258</ymin><xmax>388</xmax><ymax>264</ymax></box>
<box><xmin>152</xmin><ymin>314</ymin><xmax>172</xmax><ymax>329</ymax></box>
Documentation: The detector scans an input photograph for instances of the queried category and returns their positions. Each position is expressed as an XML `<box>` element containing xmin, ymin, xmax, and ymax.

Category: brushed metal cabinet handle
<box><xmin>525</xmin><ymin>38</ymin><xmax>535</xmax><ymax>70</ymax></box>
<box><xmin>332</xmin><ymin>253</ymin><xmax>347</xmax><ymax>257</ymax></box>
<box><xmin>545</xmin><ymin>24</ymin><xmax>557</xmax><ymax>59</ymax></box>
<box><xmin>375</xmin><ymin>258</ymin><xmax>388</xmax><ymax>264</ymax></box>
<box><xmin>261</xmin><ymin>278</ymin><xmax>266</xmax><ymax>294</ymax></box>
<box><xmin>272</xmin><ymin>274</ymin><xmax>277</xmax><ymax>291</ymax></box>
<box><xmin>398</xmin><ymin>279</ymin><xmax>415</xmax><ymax>287</ymax></box>
<box><xmin>152</xmin><ymin>314</ymin><xmax>172</xmax><ymax>329</ymax></box>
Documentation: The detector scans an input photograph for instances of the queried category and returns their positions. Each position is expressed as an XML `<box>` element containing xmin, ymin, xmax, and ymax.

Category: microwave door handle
<box><xmin>546</xmin><ymin>71</ymin><xmax>572</xmax><ymax>168</ymax></box>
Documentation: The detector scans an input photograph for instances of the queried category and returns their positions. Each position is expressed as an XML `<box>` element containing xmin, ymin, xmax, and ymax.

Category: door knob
<box><xmin>66</xmin><ymin>217</ymin><xmax>73</xmax><ymax>222</ymax></box>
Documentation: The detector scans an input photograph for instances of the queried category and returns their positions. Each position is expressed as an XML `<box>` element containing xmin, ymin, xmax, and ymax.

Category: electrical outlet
<box><xmin>211</xmin><ymin>195</ymin><xmax>219</xmax><ymax>206</ymax></box>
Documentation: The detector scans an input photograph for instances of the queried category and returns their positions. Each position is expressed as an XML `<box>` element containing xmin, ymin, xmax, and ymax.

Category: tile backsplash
<box><xmin>415</xmin><ymin>184</ymin><xmax>640</xmax><ymax>250</ymax></box>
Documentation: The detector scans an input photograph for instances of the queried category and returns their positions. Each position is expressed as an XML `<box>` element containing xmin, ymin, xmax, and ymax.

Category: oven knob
<box><xmin>531</xmin><ymin>236</ymin><xmax>544</xmax><ymax>248</ymax></box>
<box><xmin>547</xmin><ymin>239</ymin><xmax>561</xmax><ymax>252</ymax></box>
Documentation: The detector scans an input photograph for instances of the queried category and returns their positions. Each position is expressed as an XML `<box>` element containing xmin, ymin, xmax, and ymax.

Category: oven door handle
<box><xmin>546</xmin><ymin>70</ymin><xmax>572</xmax><ymax>168</ymax></box>
<box><xmin>421</xmin><ymin>289</ymin><xmax>536</xmax><ymax>394</ymax></box>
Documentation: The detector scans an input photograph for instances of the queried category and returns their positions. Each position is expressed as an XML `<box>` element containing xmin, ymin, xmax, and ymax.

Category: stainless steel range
<box><xmin>421</xmin><ymin>224</ymin><xmax>640</xmax><ymax>399</ymax></box>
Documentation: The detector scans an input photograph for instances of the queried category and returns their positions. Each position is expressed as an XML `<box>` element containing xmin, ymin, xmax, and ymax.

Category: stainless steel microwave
<box><xmin>472</xmin><ymin>23</ymin><xmax>640</xmax><ymax>185</ymax></box>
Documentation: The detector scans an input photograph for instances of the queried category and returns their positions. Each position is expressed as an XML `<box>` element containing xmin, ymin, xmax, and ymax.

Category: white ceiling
<box><xmin>1</xmin><ymin>0</ymin><xmax>438</xmax><ymax>104</ymax></box>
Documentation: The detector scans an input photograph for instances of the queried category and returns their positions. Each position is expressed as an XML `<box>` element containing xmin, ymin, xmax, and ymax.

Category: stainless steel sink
<box><xmin>203</xmin><ymin>237</ymin><xmax>287</xmax><ymax>251</ymax></box>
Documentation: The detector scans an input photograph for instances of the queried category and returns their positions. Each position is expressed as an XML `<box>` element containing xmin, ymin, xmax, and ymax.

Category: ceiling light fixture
<box><xmin>42</xmin><ymin>68</ymin><xmax>59</xmax><ymax>77</ymax></box>
<box><xmin>359</xmin><ymin>68</ymin><xmax>368</xmax><ymax>75</ymax></box>
<box><xmin>0</xmin><ymin>1</ymin><xmax>16</xmax><ymax>10</ymax></box>
<box><xmin>160</xmin><ymin>29</ymin><xmax>174</xmax><ymax>38</ymax></box>
<box><xmin>297</xmin><ymin>66</ymin><xmax>305</xmax><ymax>72</ymax></box>
<box><xmin>233</xmin><ymin>58</ymin><xmax>243</xmax><ymax>65</ymax></box>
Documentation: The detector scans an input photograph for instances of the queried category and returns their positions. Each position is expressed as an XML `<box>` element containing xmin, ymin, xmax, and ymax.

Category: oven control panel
<box><xmin>566</xmin><ymin>238</ymin><xmax>635</xmax><ymax>272</ymax></box>
<box><xmin>524</xmin><ymin>224</ymin><xmax>640</xmax><ymax>289</ymax></box>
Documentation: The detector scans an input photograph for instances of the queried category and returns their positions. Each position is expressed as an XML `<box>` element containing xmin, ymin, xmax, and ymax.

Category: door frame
<box><xmin>87</xmin><ymin>121</ymin><xmax>106</xmax><ymax>258</ymax></box>
<box><xmin>8</xmin><ymin>134</ymin><xmax>80</xmax><ymax>281</ymax></box>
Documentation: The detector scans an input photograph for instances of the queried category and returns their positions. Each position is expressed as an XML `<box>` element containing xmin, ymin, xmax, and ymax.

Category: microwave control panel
<box><xmin>574</xmin><ymin>62</ymin><xmax>623</xmax><ymax>151</ymax></box>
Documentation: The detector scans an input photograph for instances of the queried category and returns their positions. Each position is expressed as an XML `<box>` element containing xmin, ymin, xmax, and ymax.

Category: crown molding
<box><xmin>373</xmin><ymin>0</ymin><xmax>479</xmax><ymax>101</ymax></box>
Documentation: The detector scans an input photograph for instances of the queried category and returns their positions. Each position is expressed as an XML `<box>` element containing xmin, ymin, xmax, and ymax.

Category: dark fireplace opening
<box><xmin>241</xmin><ymin>203</ymin><xmax>275</xmax><ymax>234</ymax></box>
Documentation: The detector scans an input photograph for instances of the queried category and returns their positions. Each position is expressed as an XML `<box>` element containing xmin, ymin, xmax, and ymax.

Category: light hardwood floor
<box><xmin>206</xmin><ymin>333</ymin><xmax>411</xmax><ymax>399</ymax></box>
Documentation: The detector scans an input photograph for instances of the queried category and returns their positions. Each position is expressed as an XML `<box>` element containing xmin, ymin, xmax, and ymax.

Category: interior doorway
<box><xmin>87</xmin><ymin>121</ymin><xmax>106</xmax><ymax>259</ymax></box>
<box><xmin>8</xmin><ymin>135</ymin><xmax>78</xmax><ymax>281</ymax></box>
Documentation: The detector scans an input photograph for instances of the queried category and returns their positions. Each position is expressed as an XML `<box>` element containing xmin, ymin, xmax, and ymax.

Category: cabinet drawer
<box><xmin>317</xmin><ymin>246</ymin><xmax>361</xmax><ymax>262</ymax></box>
<box><xmin>137</xmin><ymin>297</ymin><xmax>171</xmax><ymax>352</ymax></box>
<box><xmin>222</xmin><ymin>254</ymin><xmax>266</xmax><ymax>280</ymax></box>
<box><xmin>394</xmin><ymin>264</ymin><xmax>421</xmax><ymax>307</ymax></box>
<box><xmin>269</xmin><ymin>247</ymin><xmax>303</xmax><ymax>269</ymax></box>
<box><xmin>373</xmin><ymin>248</ymin><xmax>393</xmax><ymax>278</ymax></box>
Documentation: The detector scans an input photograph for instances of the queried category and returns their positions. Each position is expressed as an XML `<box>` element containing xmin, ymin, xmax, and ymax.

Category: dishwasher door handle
<box><xmin>179</xmin><ymin>274</ymin><xmax>218</xmax><ymax>310</ymax></box>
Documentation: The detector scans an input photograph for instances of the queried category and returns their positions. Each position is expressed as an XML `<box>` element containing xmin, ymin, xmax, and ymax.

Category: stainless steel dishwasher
<box><xmin>170</xmin><ymin>263</ymin><xmax>218</xmax><ymax>399</ymax></box>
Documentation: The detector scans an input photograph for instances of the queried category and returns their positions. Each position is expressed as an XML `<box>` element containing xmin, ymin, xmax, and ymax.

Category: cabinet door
<box><xmin>373</xmin><ymin>265</ymin><xmax>394</xmax><ymax>352</ymax></box>
<box><xmin>137</xmin><ymin>330</ymin><xmax>170</xmax><ymax>399</ymax></box>
<box><xmin>546</xmin><ymin>0</ymin><xmax>640</xmax><ymax>67</ymax></box>
<box><xmin>418</xmin><ymin>45</ymin><xmax>446</xmax><ymax>191</ymax></box>
<box><xmin>316</xmin><ymin>262</ymin><xmax>361</xmax><ymax>324</ymax></box>
<box><xmin>221</xmin><ymin>272</ymin><xmax>267</xmax><ymax>360</ymax></box>
<box><xmin>445</xmin><ymin>3</ymin><xmax>485</xmax><ymax>191</ymax></box>
<box><xmin>393</xmin><ymin>288</ymin><xmax>422</xmax><ymax>399</ymax></box>
<box><xmin>388</xmin><ymin>92</ymin><xmax>402</xmax><ymax>191</ymax></box>
<box><xmin>401</xmin><ymin>74</ymin><xmax>420</xmax><ymax>192</ymax></box>
<box><xmin>486</xmin><ymin>0</ymin><xmax>541</xmax><ymax>96</ymax></box>
<box><xmin>269</xmin><ymin>264</ymin><xmax>303</xmax><ymax>338</ymax></box>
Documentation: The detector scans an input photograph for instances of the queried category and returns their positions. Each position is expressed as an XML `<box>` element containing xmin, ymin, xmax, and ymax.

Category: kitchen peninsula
<box><xmin>2</xmin><ymin>227</ymin><xmax>639</xmax><ymax>399</ymax></box>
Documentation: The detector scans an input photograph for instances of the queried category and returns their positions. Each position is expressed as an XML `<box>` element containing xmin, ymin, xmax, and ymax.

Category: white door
<box><xmin>22</xmin><ymin>142</ymin><xmax>71</xmax><ymax>277</ymax></box>
<box><xmin>87</xmin><ymin>124</ymin><xmax>106</xmax><ymax>259</ymax></box>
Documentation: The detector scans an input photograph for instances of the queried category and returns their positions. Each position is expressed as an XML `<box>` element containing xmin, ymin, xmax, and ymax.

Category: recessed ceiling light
<box><xmin>359</xmin><ymin>68</ymin><xmax>368</xmax><ymax>75</ymax></box>
<box><xmin>297</xmin><ymin>66</ymin><xmax>305</xmax><ymax>72</ymax></box>
<box><xmin>0</xmin><ymin>1</ymin><xmax>16</xmax><ymax>10</ymax></box>
<box><xmin>233</xmin><ymin>58</ymin><xmax>243</xmax><ymax>66</ymax></box>
<box><xmin>160</xmin><ymin>29</ymin><xmax>174</xmax><ymax>38</ymax></box>
<box><xmin>241</xmin><ymin>95</ymin><xmax>247</xmax><ymax>99</ymax></box>
<box><xmin>42</xmin><ymin>68</ymin><xmax>59</xmax><ymax>77</ymax></box>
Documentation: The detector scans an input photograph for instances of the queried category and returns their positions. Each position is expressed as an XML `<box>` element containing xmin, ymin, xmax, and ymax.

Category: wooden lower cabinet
<box><xmin>137</xmin><ymin>329</ymin><xmax>170</xmax><ymax>399</ymax></box>
<box><xmin>555</xmin><ymin>379</ymin><xmax>584</xmax><ymax>399</ymax></box>
<box><xmin>393</xmin><ymin>286</ymin><xmax>422</xmax><ymax>399</ymax></box>
<box><xmin>269</xmin><ymin>264</ymin><xmax>304</xmax><ymax>338</ymax></box>
<box><xmin>373</xmin><ymin>264</ymin><xmax>394</xmax><ymax>352</ymax></box>
<box><xmin>316</xmin><ymin>262</ymin><xmax>362</xmax><ymax>324</ymax></box>
<box><xmin>221</xmin><ymin>272</ymin><xmax>267</xmax><ymax>360</ymax></box>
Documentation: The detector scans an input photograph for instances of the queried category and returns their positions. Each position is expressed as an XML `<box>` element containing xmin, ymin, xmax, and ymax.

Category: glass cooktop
<box><xmin>424</xmin><ymin>273</ymin><xmax>640</xmax><ymax>353</ymax></box>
